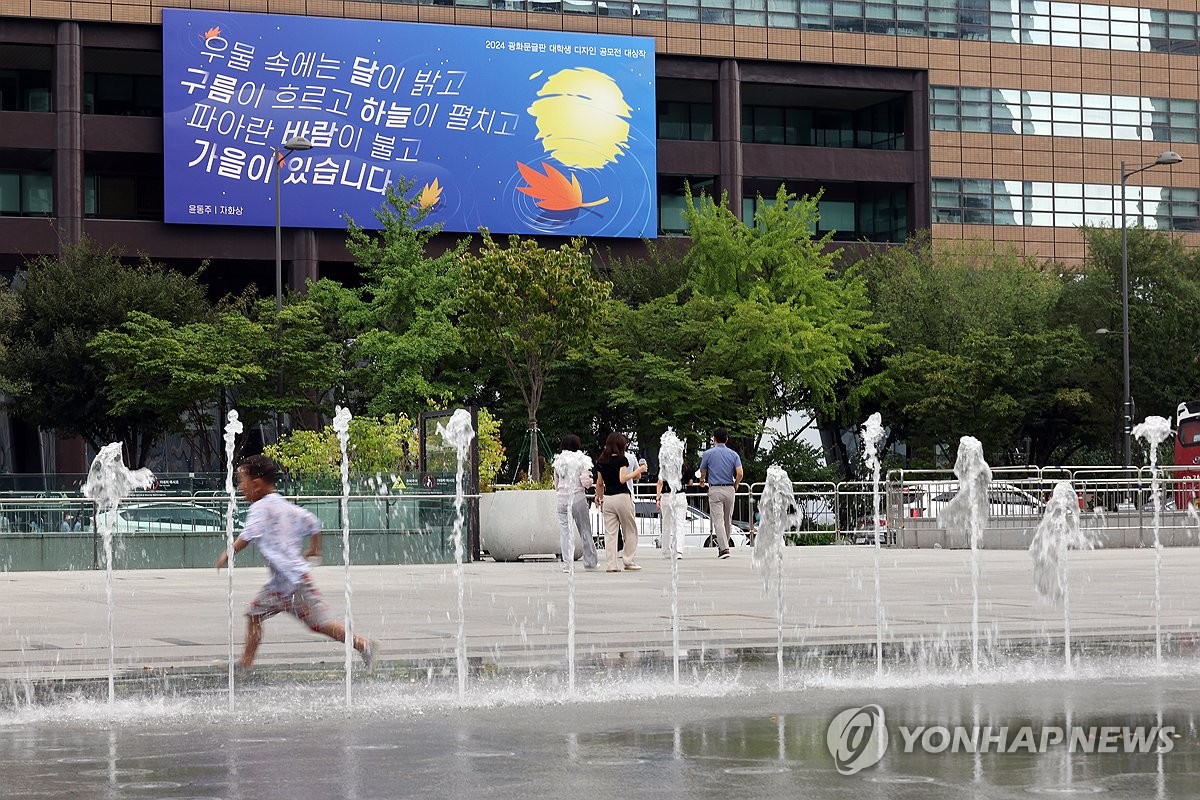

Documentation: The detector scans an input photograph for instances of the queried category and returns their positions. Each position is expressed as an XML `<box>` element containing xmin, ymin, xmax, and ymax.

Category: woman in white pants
<box><xmin>553</xmin><ymin>433</ymin><xmax>599</xmax><ymax>571</ymax></box>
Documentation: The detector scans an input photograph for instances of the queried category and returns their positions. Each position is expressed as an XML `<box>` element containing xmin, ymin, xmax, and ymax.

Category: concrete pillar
<box><xmin>289</xmin><ymin>228</ymin><xmax>319</xmax><ymax>292</ymax></box>
<box><xmin>717</xmin><ymin>59</ymin><xmax>743</xmax><ymax>220</ymax></box>
<box><xmin>54</xmin><ymin>21</ymin><xmax>83</xmax><ymax>248</ymax></box>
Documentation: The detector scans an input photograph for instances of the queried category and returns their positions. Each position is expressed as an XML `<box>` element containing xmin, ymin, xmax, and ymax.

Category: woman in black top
<box><xmin>595</xmin><ymin>432</ymin><xmax>647</xmax><ymax>572</ymax></box>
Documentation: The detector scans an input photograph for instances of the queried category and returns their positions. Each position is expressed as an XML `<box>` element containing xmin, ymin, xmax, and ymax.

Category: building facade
<box><xmin>0</xmin><ymin>0</ymin><xmax>1197</xmax><ymax>471</ymax></box>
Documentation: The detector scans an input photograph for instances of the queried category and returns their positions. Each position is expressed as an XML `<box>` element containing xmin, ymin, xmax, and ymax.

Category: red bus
<box><xmin>1174</xmin><ymin>401</ymin><xmax>1200</xmax><ymax>508</ymax></box>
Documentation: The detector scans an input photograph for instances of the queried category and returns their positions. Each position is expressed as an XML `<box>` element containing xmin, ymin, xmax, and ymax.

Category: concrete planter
<box><xmin>480</xmin><ymin>489</ymin><xmax>579</xmax><ymax>562</ymax></box>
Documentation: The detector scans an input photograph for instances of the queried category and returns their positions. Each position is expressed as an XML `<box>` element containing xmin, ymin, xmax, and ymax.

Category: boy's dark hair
<box><xmin>713</xmin><ymin>427</ymin><xmax>730</xmax><ymax>443</ymax></box>
<box><xmin>560</xmin><ymin>433</ymin><xmax>582</xmax><ymax>452</ymax></box>
<box><xmin>239</xmin><ymin>455</ymin><xmax>280</xmax><ymax>484</ymax></box>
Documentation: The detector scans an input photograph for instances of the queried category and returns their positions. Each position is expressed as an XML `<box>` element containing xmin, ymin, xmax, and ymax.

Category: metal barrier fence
<box><xmin>0</xmin><ymin>491</ymin><xmax>464</xmax><ymax>570</ymax></box>
<box><xmin>3</xmin><ymin>465</ymin><xmax>1199</xmax><ymax>570</ymax></box>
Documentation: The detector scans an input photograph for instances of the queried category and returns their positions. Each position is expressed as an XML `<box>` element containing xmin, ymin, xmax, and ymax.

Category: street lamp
<box><xmin>1118</xmin><ymin>150</ymin><xmax>1182</xmax><ymax>468</ymax></box>
<box><xmin>272</xmin><ymin>134</ymin><xmax>313</xmax><ymax>436</ymax></box>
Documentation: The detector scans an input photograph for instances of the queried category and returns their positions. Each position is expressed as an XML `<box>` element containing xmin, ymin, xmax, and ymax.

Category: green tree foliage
<box><xmin>90</xmin><ymin>311</ymin><xmax>267</xmax><ymax>465</ymax></box>
<box><xmin>236</xmin><ymin>296</ymin><xmax>345</xmax><ymax>430</ymax></box>
<box><xmin>264</xmin><ymin>413</ymin><xmax>419</xmax><ymax>486</ymax></box>
<box><xmin>1062</xmin><ymin>226</ymin><xmax>1200</xmax><ymax>462</ymax></box>
<box><xmin>458</xmin><ymin>233</ymin><xmax>612</xmax><ymax>480</ymax></box>
<box><xmin>312</xmin><ymin>182</ymin><xmax>471</xmax><ymax>416</ymax></box>
<box><xmin>0</xmin><ymin>240</ymin><xmax>217</xmax><ymax>467</ymax></box>
<box><xmin>593</xmin><ymin>185</ymin><xmax>882</xmax><ymax>471</ymax></box>
<box><xmin>852</xmin><ymin>235</ymin><xmax>1093</xmax><ymax>466</ymax></box>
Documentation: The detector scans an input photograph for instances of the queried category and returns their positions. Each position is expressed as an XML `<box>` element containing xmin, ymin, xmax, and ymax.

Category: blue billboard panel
<box><xmin>162</xmin><ymin>10</ymin><xmax>656</xmax><ymax>238</ymax></box>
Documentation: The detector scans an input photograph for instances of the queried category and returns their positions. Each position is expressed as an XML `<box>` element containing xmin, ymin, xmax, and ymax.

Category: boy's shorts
<box><xmin>246</xmin><ymin>575</ymin><xmax>334</xmax><ymax>631</ymax></box>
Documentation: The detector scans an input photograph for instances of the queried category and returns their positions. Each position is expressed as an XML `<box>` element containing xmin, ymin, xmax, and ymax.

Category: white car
<box><xmin>98</xmin><ymin>502</ymin><xmax>238</xmax><ymax>534</ymax></box>
<box><xmin>590</xmin><ymin>499</ymin><xmax>750</xmax><ymax>551</ymax></box>
<box><xmin>908</xmin><ymin>481</ymin><xmax>1044</xmax><ymax>519</ymax></box>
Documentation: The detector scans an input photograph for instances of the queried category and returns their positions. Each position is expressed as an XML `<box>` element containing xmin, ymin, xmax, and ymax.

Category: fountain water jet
<box><xmin>222</xmin><ymin>410</ymin><xmax>243</xmax><ymax>707</ymax></box>
<box><xmin>939</xmin><ymin>436</ymin><xmax>991</xmax><ymax>675</ymax></box>
<box><xmin>551</xmin><ymin>445</ymin><xmax>592</xmax><ymax>694</ymax></box>
<box><xmin>658</xmin><ymin>428</ymin><xmax>686</xmax><ymax>686</ymax></box>
<box><xmin>437</xmin><ymin>409</ymin><xmax>475</xmax><ymax>700</ymax></box>
<box><xmin>752</xmin><ymin>464</ymin><xmax>796</xmax><ymax>689</ymax></box>
<box><xmin>80</xmin><ymin>442</ymin><xmax>155</xmax><ymax>704</ymax></box>
<box><xmin>1029</xmin><ymin>480</ymin><xmax>1093</xmax><ymax>674</ymax></box>
<box><xmin>860</xmin><ymin>413</ymin><xmax>886</xmax><ymax>678</ymax></box>
<box><xmin>1133</xmin><ymin>414</ymin><xmax>1173</xmax><ymax>664</ymax></box>
<box><xmin>332</xmin><ymin>406</ymin><xmax>354</xmax><ymax>707</ymax></box>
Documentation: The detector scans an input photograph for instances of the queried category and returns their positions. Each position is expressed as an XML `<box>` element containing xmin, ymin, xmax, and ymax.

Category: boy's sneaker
<box><xmin>361</xmin><ymin>639</ymin><xmax>378</xmax><ymax>671</ymax></box>
<box><xmin>718</xmin><ymin>549</ymin><xmax>731</xmax><ymax>559</ymax></box>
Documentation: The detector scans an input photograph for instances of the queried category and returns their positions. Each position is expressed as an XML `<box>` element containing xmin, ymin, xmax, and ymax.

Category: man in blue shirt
<box><xmin>698</xmin><ymin>427</ymin><xmax>743</xmax><ymax>559</ymax></box>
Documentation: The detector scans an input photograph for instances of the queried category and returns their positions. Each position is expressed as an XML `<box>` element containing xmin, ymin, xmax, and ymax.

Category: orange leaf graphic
<box><xmin>202</xmin><ymin>26</ymin><xmax>221</xmax><ymax>41</ymax></box>
<box><xmin>414</xmin><ymin>178</ymin><xmax>442</xmax><ymax>210</ymax></box>
<box><xmin>515</xmin><ymin>161</ymin><xmax>608</xmax><ymax>212</ymax></box>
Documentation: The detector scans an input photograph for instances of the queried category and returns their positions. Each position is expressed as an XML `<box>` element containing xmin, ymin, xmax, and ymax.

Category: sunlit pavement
<box><xmin>2</xmin><ymin>545</ymin><xmax>1196</xmax><ymax>680</ymax></box>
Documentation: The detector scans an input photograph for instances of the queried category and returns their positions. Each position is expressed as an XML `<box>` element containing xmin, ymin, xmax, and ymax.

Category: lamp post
<box><xmin>1118</xmin><ymin>150</ymin><xmax>1182</xmax><ymax>468</ymax></box>
<box><xmin>272</xmin><ymin>135</ymin><xmax>313</xmax><ymax>436</ymax></box>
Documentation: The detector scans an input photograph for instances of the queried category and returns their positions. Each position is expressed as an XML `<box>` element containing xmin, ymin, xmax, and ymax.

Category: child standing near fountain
<box><xmin>216</xmin><ymin>455</ymin><xmax>377</xmax><ymax>671</ymax></box>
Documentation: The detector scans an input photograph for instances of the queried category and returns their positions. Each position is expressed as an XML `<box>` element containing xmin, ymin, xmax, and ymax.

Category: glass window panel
<box><xmin>1054</xmin><ymin>107</ymin><xmax>1082</xmax><ymax>123</ymax></box>
<box><xmin>1051</xmin><ymin>91</ymin><xmax>1080</xmax><ymax>106</ymax></box>
<box><xmin>692</xmin><ymin>104</ymin><xmax>714</xmax><ymax>141</ymax></box>
<box><xmin>1081</xmin><ymin>94</ymin><xmax>1109</xmax><ymax>109</ymax></box>
<box><xmin>667</xmin><ymin>6</ymin><xmax>701</xmax><ymax>19</ymax></box>
<box><xmin>1023</xmin><ymin>120</ymin><xmax>1052</xmax><ymax>135</ymax></box>
<box><xmin>818</xmin><ymin>200</ymin><xmax>855</xmax><ymax>232</ymax></box>
<box><xmin>1080</xmin><ymin>17</ymin><xmax>1106</xmax><ymax>33</ymax></box>
<box><xmin>1050</xmin><ymin>31</ymin><xmax>1080</xmax><ymax>46</ymax></box>
<box><xmin>734</xmin><ymin>10</ymin><xmax>766</xmax><ymax>23</ymax></box>
<box><xmin>1108</xmin><ymin>5</ymin><xmax>1139</xmax><ymax>22</ymax></box>
<box><xmin>963</xmin><ymin>208</ymin><xmax>993</xmax><ymax>224</ymax></box>
<box><xmin>1079</xmin><ymin>3</ymin><xmax>1106</xmax><ymax>19</ymax></box>
<box><xmin>1027</xmin><ymin>105</ymin><xmax>1052</xmax><ymax>121</ymax></box>
<box><xmin>1055</xmin><ymin>212</ymin><xmax>1084</xmax><ymax>226</ymax></box>
<box><xmin>1029</xmin><ymin>211</ymin><xmax>1053</xmax><ymax>225</ymax></box>
<box><xmin>1082</xmin><ymin>108</ymin><xmax>1110</xmax><ymax>123</ymax></box>
<box><xmin>1169</xmin><ymin>188</ymin><xmax>1200</xmax><ymax>202</ymax></box>
<box><xmin>22</xmin><ymin>173</ymin><xmax>51</xmax><ymax>214</ymax></box>
<box><xmin>1080</xmin><ymin>34</ymin><xmax>1109</xmax><ymax>48</ymax></box>
<box><xmin>661</xmin><ymin>193</ymin><xmax>689</xmax><ymax>233</ymax></box>
<box><xmin>832</xmin><ymin>0</ymin><xmax>860</xmax><ymax>12</ymax></box>
<box><xmin>768</xmin><ymin>0</ymin><xmax>797</xmax><ymax>8</ymax></box>
<box><xmin>1082</xmin><ymin>123</ymin><xmax>1111</xmax><ymax>138</ymax></box>
<box><xmin>768</xmin><ymin>8</ymin><xmax>798</xmax><ymax>21</ymax></box>
<box><xmin>800</xmin><ymin>0</ymin><xmax>830</xmax><ymax>11</ymax></box>
<box><xmin>0</xmin><ymin>173</ymin><xmax>18</xmax><ymax>214</ymax></box>
<box><xmin>962</xmin><ymin>118</ymin><xmax>990</xmax><ymax>132</ymax></box>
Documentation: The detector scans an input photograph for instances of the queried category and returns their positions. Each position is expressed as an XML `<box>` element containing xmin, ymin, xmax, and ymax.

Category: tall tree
<box><xmin>850</xmin><ymin>234</ymin><xmax>1094</xmax><ymax>466</ymax></box>
<box><xmin>607</xmin><ymin>185</ymin><xmax>882</xmax><ymax>465</ymax></box>
<box><xmin>0</xmin><ymin>240</ymin><xmax>216</xmax><ymax>467</ymax></box>
<box><xmin>458</xmin><ymin>233</ymin><xmax>612</xmax><ymax>480</ymax></box>
<box><xmin>1060</xmin><ymin>225</ymin><xmax>1200</xmax><ymax>462</ymax></box>
<box><xmin>310</xmin><ymin>182</ymin><xmax>472</xmax><ymax>416</ymax></box>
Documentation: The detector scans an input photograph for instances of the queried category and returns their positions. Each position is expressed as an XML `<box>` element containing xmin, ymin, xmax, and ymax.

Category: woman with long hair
<box><xmin>594</xmin><ymin>432</ymin><xmax>647</xmax><ymax>571</ymax></box>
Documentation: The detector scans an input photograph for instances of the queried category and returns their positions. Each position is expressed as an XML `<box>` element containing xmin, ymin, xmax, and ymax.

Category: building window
<box><xmin>658</xmin><ymin>175</ymin><xmax>715</xmax><ymax>235</ymax></box>
<box><xmin>743</xmin><ymin>96</ymin><xmax>905</xmax><ymax>150</ymax></box>
<box><xmin>932</xmin><ymin>85</ymin><xmax>1199</xmax><ymax>144</ymax></box>
<box><xmin>84</xmin><ymin>153</ymin><xmax>164</xmax><ymax>220</ymax></box>
<box><xmin>0</xmin><ymin>45</ymin><xmax>53</xmax><ymax>111</ymax></box>
<box><xmin>658</xmin><ymin>101</ymin><xmax>714</xmax><ymax>141</ymax></box>
<box><xmin>742</xmin><ymin>180</ymin><xmax>908</xmax><ymax>242</ymax></box>
<box><xmin>931</xmin><ymin>178</ymin><xmax>1199</xmax><ymax>231</ymax></box>
<box><xmin>83</xmin><ymin>48</ymin><xmax>163</xmax><ymax>117</ymax></box>
<box><xmin>0</xmin><ymin>171</ymin><xmax>52</xmax><ymax>217</ymax></box>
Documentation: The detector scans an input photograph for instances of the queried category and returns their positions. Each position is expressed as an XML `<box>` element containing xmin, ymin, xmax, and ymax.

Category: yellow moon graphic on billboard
<box><xmin>528</xmin><ymin>67</ymin><xmax>632</xmax><ymax>170</ymax></box>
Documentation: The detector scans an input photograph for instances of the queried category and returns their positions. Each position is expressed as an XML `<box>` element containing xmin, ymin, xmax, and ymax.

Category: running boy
<box><xmin>216</xmin><ymin>455</ymin><xmax>377</xmax><ymax>671</ymax></box>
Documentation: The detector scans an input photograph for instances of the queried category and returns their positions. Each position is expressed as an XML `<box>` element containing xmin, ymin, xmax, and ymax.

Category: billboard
<box><xmin>162</xmin><ymin>9</ymin><xmax>656</xmax><ymax>238</ymax></box>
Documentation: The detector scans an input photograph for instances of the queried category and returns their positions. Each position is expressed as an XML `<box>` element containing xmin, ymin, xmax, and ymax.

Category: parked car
<box><xmin>590</xmin><ymin>499</ymin><xmax>749</xmax><ymax>551</ymax></box>
<box><xmin>97</xmin><ymin>501</ymin><xmax>239</xmax><ymax>534</ymax></box>
<box><xmin>908</xmin><ymin>481</ymin><xmax>1044</xmax><ymax>519</ymax></box>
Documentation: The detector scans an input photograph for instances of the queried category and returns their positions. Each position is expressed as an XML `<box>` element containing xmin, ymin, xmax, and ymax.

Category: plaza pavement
<box><xmin>1</xmin><ymin>544</ymin><xmax>1197</xmax><ymax>681</ymax></box>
